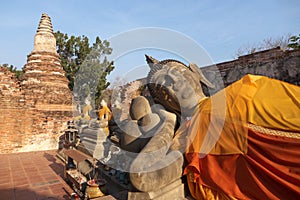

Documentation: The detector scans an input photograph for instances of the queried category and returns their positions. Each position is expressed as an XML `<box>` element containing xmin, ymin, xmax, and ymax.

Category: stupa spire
<box><xmin>37</xmin><ymin>13</ymin><xmax>54</xmax><ymax>34</ymax></box>
<box><xmin>33</xmin><ymin>13</ymin><xmax>57</xmax><ymax>53</ymax></box>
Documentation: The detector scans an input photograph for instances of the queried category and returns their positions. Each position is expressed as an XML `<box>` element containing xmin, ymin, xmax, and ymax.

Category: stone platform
<box><xmin>128</xmin><ymin>179</ymin><xmax>185</xmax><ymax>200</ymax></box>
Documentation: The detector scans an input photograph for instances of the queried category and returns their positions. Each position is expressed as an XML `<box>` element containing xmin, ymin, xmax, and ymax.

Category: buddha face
<box><xmin>148</xmin><ymin>60</ymin><xmax>205</xmax><ymax>116</ymax></box>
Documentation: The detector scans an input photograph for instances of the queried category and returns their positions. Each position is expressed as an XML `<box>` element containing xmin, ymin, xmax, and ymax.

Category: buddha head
<box><xmin>146</xmin><ymin>55</ymin><xmax>214</xmax><ymax>117</ymax></box>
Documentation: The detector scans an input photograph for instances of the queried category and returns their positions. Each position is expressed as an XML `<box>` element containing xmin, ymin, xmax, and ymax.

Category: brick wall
<box><xmin>0</xmin><ymin>66</ymin><xmax>73</xmax><ymax>153</ymax></box>
<box><xmin>201</xmin><ymin>47</ymin><xmax>300</xmax><ymax>95</ymax></box>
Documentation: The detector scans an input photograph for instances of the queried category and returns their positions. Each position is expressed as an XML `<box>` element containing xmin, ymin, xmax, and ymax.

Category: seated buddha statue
<box><xmin>82</xmin><ymin>96</ymin><xmax>92</xmax><ymax>120</ymax></box>
<box><xmin>98</xmin><ymin>99</ymin><xmax>112</xmax><ymax>135</ymax></box>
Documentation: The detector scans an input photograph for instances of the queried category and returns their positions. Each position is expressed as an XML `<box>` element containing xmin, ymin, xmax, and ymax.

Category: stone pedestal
<box><xmin>77</xmin><ymin>127</ymin><xmax>107</xmax><ymax>159</ymax></box>
<box><xmin>128</xmin><ymin>179</ymin><xmax>185</xmax><ymax>200</ymax></box>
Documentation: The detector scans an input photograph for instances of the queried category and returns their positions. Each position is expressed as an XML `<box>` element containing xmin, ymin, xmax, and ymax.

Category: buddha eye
<box><xmin>164</xmin><ymin>75</ymin><xmax>174</xmax><ymax>87</ymax></box>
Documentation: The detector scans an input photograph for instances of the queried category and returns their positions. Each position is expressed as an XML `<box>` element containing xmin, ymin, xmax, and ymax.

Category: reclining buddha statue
<box><xmin>122</xmin><ymin>55</ymin><xmax>300</xmax><ymax>199</ymax></box>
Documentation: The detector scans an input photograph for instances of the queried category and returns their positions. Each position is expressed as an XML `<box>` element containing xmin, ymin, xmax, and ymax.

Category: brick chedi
<box><xmin>21</xmin><ymin>13</ymin><xmax>72</xmax><ymax>107</ymax></box>
<box><xmin>0</xmin><ymin>13</ymin><xmax>73</xmax><ymax>153</ymax></box>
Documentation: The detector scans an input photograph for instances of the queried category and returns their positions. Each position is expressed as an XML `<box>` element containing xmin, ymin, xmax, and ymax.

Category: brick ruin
<box><xmin>201</xmin><ymin>47</ymin><xmax>300</xmax><ymax>94</ymax></box>
<box><xmin>0</xmin><ymin>14</ymin><xmax>73</xmax><ymax>153</ymax></box>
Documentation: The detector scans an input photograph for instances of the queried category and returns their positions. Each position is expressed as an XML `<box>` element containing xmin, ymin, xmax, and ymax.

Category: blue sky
<box><xmin>1</xmin><ymin>0</ymin><xmax>299</xmax><ymax>82</ymax></box>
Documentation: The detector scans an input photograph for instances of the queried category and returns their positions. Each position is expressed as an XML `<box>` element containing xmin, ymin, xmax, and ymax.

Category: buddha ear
<box><xmin>145</xmin><ymin>54</ymin><xmax>159</xmax><ymax>69</ymax></box>
<box><xmin>189</xmin><ymin>63</ymin><xmax>215</xmax><ymax>89</ymax></box>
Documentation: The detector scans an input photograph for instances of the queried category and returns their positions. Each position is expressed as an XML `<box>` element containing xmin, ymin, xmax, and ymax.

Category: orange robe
<box><xmin>180</xmin><ymin>75</ymin><xmax>300</xmax><ymax>199</ymax></box>
<box><xmin>98</xmin><ymin>105</ymin><xmax>112</xmax><ymax>134</ymax></box>
<box><xmin>98</xmin><ymin>105</ymin><xmax>112</xmax><ymax>121</ymax></box>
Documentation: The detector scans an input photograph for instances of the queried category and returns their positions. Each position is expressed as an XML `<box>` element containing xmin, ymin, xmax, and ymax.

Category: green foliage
<box><xmin>1</xmin><ymin>64</ymin><xmax>23</xmax><ymax>80</ymax></box>
<box><xmin>54</xmin><ymin>31</ymin><xmax>114</xmax><ymax>108</ymax></box>
<box><xmin>288</xmin><ymin>34</ymin><xmax>300</xmax><ymax>50</ymax></box>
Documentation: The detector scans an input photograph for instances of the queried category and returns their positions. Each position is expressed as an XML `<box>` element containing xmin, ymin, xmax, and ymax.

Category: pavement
<box><xmin>0</xmin><ymin>150</ymin><xmax>75</xmax><ymax>200</ymax></box>
<box><xmin>0</xmin><ymin>150</ymin><xmax>192</xmax><ymax>200</ymax></box>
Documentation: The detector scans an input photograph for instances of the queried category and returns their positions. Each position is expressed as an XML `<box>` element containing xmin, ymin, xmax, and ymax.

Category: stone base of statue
<box><xmin>127</xmin><ymin>179</ymin><xmax>185</xmax><ymax>200</ymax></box>
<box><xmin>77</xmin><ymin>126</ymin><xmax>107</xmax><ymax>159</ymax></box>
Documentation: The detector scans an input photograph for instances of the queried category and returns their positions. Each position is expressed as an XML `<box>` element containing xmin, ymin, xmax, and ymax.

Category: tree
<box><xmin>54</xmin><ymin>31</ymin><xmax>114</xmax><ymax>108</ymax></box>
<box><xmin>288</xmin><ymin>34</ymin><xmax>300</xmax><ymax>50</ymax></box>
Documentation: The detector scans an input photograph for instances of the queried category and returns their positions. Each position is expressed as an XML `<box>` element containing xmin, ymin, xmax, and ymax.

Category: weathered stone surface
<box><xmin>146</xmin><ymin>56</ymin><xmax>214</xmax><ymax>117</ymax></box>
<box><xmin>117</xmin><ymin>94</ymin><xmax>183</xmax><ymax>193</ymax></box>
<box><xmin>128</xmin><ymin>179</ymin><xmax>185</xmax><ymax>200</ymax></box>
<box><xmin>77</xmin><ymin>126</ymin><xmax>108</xmax><ymax>159</ymax></box>
<box><xmin>0</xmin><ymin>13</ymin><xmax>72</xmax><ymax>153</ymax></box>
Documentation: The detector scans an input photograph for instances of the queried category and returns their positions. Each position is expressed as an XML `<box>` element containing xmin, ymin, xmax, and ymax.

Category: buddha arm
<box><xmin>129</xmin><ymin>110</ymin><xmax>184</xmax><ymax>192</ymax></box>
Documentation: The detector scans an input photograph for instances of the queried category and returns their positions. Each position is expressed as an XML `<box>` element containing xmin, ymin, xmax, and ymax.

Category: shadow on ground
<box><xmin>43</xmin><ymin>152</ymin><xmax>65</xmax><ymax>179</ymax></box>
